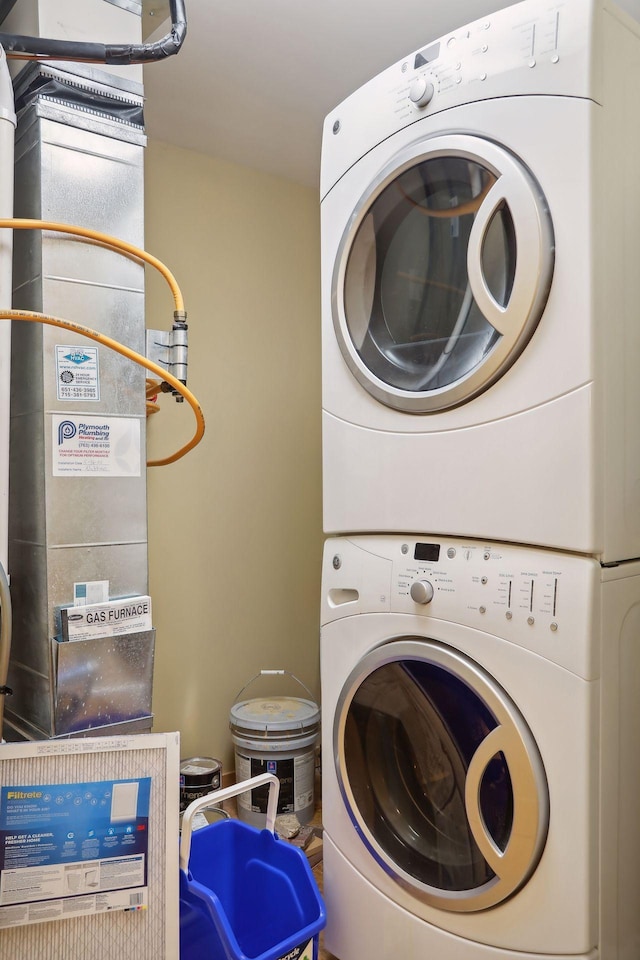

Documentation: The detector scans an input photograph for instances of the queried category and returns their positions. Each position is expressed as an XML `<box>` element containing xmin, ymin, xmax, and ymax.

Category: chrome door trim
<box><xmin>466</xmin><ymin>160</ymin><xmax>551</xmax><ymax>339</ymax></box>
<box><xmin>331</xmin><ymin>133</ymin><xmax>555</xmax><ymax>413</ymax></box>
<box><xmin>334</xmin><ymin>638</ymin><xmax>549</xmax><ymax>912</ymax></box>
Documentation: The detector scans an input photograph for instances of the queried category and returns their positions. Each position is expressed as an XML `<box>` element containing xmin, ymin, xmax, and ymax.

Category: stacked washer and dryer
<box><xmin>319</xmin><ymin>1</ymin><xmax>640</xmax><ymax>958</ymax></box>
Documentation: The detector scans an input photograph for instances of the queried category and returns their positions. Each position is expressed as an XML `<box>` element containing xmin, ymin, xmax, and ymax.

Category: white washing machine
<box><xmin>321</xmin><ymin>0</ymin><xmax>640</xmax><ymax>563</ymax></box>
<box><xmin>320</xmin><ymin>534</ymin><xmax>640</xmax><ymax>959</ymax></box>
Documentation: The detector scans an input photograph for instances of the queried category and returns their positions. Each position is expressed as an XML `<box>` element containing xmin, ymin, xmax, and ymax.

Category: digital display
<box><xmin>414</xmin><ymin>42</ymin><xmax>440</xmax><ymax>69</ymax></box>
<box><xmin>414</xmin><ymin>542</ymin><xmax>440</xmax><ymax>562</ymax></box>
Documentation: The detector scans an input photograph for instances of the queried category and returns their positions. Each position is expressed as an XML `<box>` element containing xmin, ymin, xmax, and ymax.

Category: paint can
<box><xmin>229</xmin><ymin>670</ymin><xmax>320</xmax><ymax>827</ymax></box>
<box><xmin>179</xmin><ymin>756</ymin><xmax>222</xmax><ymax>812</ymax></box>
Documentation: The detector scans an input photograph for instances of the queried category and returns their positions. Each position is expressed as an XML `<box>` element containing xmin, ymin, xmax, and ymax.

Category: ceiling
<box><xmin>141</xmin><ymin>0</ymin><xmax>511</xmax><ymax>188</ymax></box>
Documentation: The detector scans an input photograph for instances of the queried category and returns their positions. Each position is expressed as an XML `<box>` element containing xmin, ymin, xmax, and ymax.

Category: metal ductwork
<box><xmin>4</xmin><ymin>0</ymin><xmax>154</xmax><ymax>740</ymax></box>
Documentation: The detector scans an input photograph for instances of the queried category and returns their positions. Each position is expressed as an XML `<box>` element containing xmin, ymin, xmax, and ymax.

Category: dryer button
<box><xmin>408</xmin><ymin>77</ymin><xmax>435</xmax><ymax>108</ymax></box>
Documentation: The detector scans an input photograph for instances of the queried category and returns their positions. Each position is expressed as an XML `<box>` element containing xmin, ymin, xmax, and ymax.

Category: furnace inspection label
<box><xmin>55</xmin><ymin>345</ymin><xmax>100</xmax><ymax>401</ymax></box>
<box><xmin>52</xmin><ymin>415</ymin><xmax>141</xmax><ymax>477</ymax></box>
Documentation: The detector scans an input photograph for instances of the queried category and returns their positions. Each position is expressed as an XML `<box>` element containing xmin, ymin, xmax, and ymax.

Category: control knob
<box><xmin>408</xmin><ymin>77</ymin><xmax>435</xmax><ymax>108</ymax></box>
<box><xmin>410</xmin><ymin>579</ymin><xmax>434</xmax><ymax>604</ymax></box>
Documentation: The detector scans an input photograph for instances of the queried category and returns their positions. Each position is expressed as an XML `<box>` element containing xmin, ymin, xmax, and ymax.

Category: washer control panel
<box><xmin>322</xmin><ymin>534</ymin><xmax>601</xmax><ymax>680</ymax></box>
<box><xmin>394</xmin><ymin>539</ymin><xmax>565</xmax><ymax>630</ymax></box>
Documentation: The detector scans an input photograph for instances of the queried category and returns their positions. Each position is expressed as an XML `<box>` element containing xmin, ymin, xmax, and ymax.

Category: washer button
<box><xmin>410</xmin><ymin>580</ymin><xmax>434</xmax><ymax>605</ymax></box>
<box><xmin>447</xmin><ymin>547</ymin><xmax>456</xmax><ymax>559</ymax></box>
<box><xmin>527</xmin><ymin>616</ymin><xmax>535</xmax><ymax>626</ymax></box>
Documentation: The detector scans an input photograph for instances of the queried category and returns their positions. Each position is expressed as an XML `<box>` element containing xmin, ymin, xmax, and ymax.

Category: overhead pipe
<box><xmin>0</xmin><ymin>0</ymin><xmax>187</xmax><ymax>65</ymax></box>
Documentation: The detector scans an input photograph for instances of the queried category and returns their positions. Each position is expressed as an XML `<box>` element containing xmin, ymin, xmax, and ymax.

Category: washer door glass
<box><xmin>333</xmin><ymin>134</ymin><xmax>554</xmax><ymax>412</ymax></box>
<box><xmin>335</xmin><ymin>639</ymin><xmax>549</xmax><ymax>912</ymax></box>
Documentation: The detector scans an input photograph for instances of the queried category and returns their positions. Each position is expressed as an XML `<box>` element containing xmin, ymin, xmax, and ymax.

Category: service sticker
<box><xmin>56</xmin><ymin>345</ymin><xmax>100</xmax><ymax>401</ymax></box>
<box><xmin>52</xmin><ymin>415</ymin><xmax>141</xmax><ymax>478</ymax></box>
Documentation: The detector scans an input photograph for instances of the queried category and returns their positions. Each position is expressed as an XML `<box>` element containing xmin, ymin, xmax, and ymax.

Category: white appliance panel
<box><xmin>321</xmin><ymin>535</ymin><xmax>640</xmax><ymax>958</ymax></box>
<box><xmin>321</xmin><ymin>0</ymin><xmax>640</xmax><ymax>562</ymax></box>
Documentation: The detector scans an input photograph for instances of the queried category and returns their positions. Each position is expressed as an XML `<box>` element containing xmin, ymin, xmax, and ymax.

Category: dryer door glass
<box><xmin>335</xmin><ymin>639</ymin><xmax>549</xmax><ymax>912</ymax></box>
<box><xmin>333</xmin><ymin>135</ymin><xmax>554</xmax><ymax>412</ymax></box>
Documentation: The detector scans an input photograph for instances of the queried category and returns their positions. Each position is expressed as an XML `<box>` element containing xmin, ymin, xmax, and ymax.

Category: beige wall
<box><xmin>144</xmin><ymin>140</ymin><xmax>322</xmax><ymax>771</ymax></box>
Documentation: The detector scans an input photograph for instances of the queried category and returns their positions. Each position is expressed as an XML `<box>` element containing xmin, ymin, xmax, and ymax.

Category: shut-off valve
<box><xmin>147</xmin><ymin>312</ymin><xmax>189</xmax><ymax>401</ymax></box>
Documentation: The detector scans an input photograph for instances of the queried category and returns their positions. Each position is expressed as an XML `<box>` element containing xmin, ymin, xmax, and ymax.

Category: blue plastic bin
<box><xmin>180</xmin><ymin>773</ymin><xmax>325</xmax><ymax>960</ymax></box>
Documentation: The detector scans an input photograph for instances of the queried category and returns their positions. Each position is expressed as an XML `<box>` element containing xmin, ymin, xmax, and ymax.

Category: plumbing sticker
<box><xmin>55</xmin><ymin>345</ymin><xmax>100</xmax><ymax>401</ymax></box>
<box><xmin>52</xmin><ymin>414</ymin><xmax>141</xmax><ymax>477</ymax></box>
<box><xmin>0</xmin><ymin>777</ymin><xmax>150</xmax><ymax>928</ymax></box>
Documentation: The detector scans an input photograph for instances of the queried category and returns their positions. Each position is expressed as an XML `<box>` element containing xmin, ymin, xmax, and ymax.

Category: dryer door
<box><xmin>332</xmin><ymin>134</ymin><xmax>554</xmax><ymax>412</ymax></box>
<box><xmin>334</xmin><ymin>638</ymin><xmax>549</xmax><ymax>912</ymax></box>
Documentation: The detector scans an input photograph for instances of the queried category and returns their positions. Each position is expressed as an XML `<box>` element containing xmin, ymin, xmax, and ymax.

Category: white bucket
<box><xmin>229</xmin><ymin>671</ymin><xmax>320</xmax><ymax>828</ymax></box>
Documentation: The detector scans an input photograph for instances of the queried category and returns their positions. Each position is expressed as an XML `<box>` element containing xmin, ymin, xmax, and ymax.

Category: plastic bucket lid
<box><xmin>230</xmin><ymin>696</ymin><xmax>320</xmax><ymax>744</ymax></box>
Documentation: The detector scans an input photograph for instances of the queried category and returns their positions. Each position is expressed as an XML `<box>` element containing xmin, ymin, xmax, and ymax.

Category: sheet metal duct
<box><xmin>5</xmin><ymin>1</ymin><xmax>153</xmax><ymax>740</ymax></box>
<box><xmin>0</xmin><ymin>45</ymin><xmax>14</xmax><ymax>575</ymax></box>
<box><xmin>0</xmin><ymin>45</ymin><xmax>14</xmax><ymax>741</ymax></box>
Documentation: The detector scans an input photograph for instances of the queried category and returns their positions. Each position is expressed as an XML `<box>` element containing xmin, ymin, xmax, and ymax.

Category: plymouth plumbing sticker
<box><xmin>52</xmin><ymin>415</ymin><xmax>141</xmax><ymax>478</ymax></box>
<box><xmin>55</xmin><ymin>345</ymin><xmax>100</xmax><ymax>402</ymax></box>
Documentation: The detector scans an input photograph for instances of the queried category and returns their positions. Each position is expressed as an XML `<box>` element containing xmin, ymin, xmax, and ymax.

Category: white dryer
<box><xmin>320</xmin><ymin>535</ymin><xmax>640</xmax><ymax>959</ymax></box>
<box><xmin>321</xmin><ymin>0</ymin><xmax>640</xmax><ymax>563</ymax></box>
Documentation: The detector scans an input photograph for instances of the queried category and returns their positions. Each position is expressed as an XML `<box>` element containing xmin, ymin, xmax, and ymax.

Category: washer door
<box><xmin>332</xmin><ymin>134</ymin><xmax>554</xmax><ymax>412</ymax></box>
<box><xmin>334</xmin><ymin>639</ymin><xmax>549</xmax><ymax>912</ymax></box>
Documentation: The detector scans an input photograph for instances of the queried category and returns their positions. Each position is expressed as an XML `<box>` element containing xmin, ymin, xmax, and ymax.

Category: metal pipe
<box><xmin>0</xmin><ymin>0</ymin><xmax>187</xmax><ymax>65</ymax></box>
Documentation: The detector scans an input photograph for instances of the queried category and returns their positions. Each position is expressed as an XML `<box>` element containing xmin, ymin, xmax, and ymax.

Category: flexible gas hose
<box><xmin>0</xmin><ymin>309</ymin><xmax>204</xmax><ymax>467</ymax></box>
<box><xmin>0</xmin><ymin>219</ymin><xmax>185</xmax><ymax>312</ymax></box>
<box><xmin>0</xmin><ymin>217</ymin><xmax>203</xmax><ymax>465</ymax></box>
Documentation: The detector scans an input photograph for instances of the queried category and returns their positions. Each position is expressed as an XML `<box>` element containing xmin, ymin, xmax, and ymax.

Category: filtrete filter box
<box><xmin>57</xmin><ymin>596</ymin><xmax>152</xmax><ymax>641</ymax></box>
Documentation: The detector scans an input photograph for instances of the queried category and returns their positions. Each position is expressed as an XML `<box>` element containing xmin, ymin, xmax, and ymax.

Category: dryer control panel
<box><xmin>321</xmin><ymin>534</ymin><xmax>603</xmax><ymax>680</ymax></box>
<box><xmin>321</xmin><ymin>0</ymin><xmax>596</xmax><ymax>197</ymax></box>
